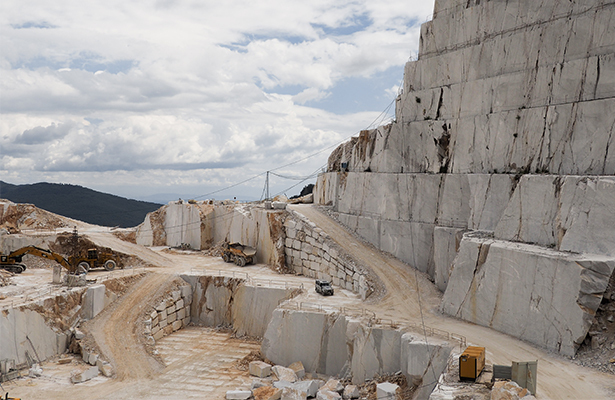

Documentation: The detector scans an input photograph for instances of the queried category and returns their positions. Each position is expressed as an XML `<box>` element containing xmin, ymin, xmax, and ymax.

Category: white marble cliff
<box><xmin>314</xmin><ymin>0</ymin><xmax>615</xmax><ymax>356</ymax></box>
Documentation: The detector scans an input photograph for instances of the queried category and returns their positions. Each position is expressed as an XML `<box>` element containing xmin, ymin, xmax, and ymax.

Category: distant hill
<box><xmin>0</xmin><ymin>181</ymin><xmax>162</xmax><ymax>228</ymax></box>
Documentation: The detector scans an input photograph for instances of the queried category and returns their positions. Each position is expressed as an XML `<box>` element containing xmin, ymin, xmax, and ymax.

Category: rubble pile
<box><xmin>225</xmin><ymin>359</ymin><xmax>409</xmax><ymax>400</ymax></box>
<box><xmin>573</xmin><ymin>273</ymin><xmax>615</xmax><ymax>374</ymax></box>
<box><xmin>0</xmin><ymin>199</ymin><xmax>72</xmax><ymax>232</ymax></box>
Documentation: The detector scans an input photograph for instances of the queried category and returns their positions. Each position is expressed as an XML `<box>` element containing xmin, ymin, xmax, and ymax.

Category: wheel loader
<box><xmin>69</xmin><ymin>248</ymin><xmax>117</xmax><ymax>272</ymax></box>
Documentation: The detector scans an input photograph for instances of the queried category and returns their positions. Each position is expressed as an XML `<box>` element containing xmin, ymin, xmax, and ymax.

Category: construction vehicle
<box><xmin>459</xmin><ymin>346</ymin><xmax>486</xmax><ymax>380</ymax></box>
<box><xmin>221</xmin><ymin>242</ymin><xmax>256</xmax><ymax>267</ymax></box>
<box><xmin>69</xmin><ymin>248</ymin><xmax>117</xmax><ymax>271</ymax></box>
<box><xmin>315</xmin><ymin>279</ymin><xmax>334</xmax><ymax>296</ymax></box>
<box><xmin>0</xmin><ymin>246</ymin><xmax>79</xmax><ymax>274</ymax></box>
<box><xmin>0</xmin><ymin>245</ymin><xmax>117</xmax><ymax>275</ymax></box>
<box><xmin>3</xmin><ymin>394</ymin><xmax>21</xmax><ymax>400</ymax></box>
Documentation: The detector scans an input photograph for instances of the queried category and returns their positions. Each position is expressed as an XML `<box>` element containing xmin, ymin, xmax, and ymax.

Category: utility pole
<box><xmin>266</xmin><ymin>171</ymin><xmax>270</xmax><ymax>200</ymax></box>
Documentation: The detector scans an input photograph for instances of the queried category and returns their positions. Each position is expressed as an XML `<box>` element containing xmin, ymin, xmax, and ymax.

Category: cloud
<box><xmin>14</xmin><ymin>122</ymin><xmax>73</xmax><ymax>144</ymax></box>
<box><xmin>1</xmin><ymin>0</ymin><xmax>435</xmax><ymax>198</ymax></box>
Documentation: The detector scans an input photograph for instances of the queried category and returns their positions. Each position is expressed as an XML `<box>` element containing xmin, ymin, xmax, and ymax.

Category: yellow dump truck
<box><xmin>459</xmin><ymin>346</ymin><xmax>486</xmax><ymax>380</ymax></box>
<box><xmin>221</xmin><ymin>242</ymin><xmax>256</xmax><ymax>267</ymax></box>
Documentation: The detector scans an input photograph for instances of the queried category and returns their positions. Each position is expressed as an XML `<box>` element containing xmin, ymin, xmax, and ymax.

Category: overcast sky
<box><xmin>1</xmin><ymin>0</ymin><xmax>435</xmax><ymax>203</ymax></box>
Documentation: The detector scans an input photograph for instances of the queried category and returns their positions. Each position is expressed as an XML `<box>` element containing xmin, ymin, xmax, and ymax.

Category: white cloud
<box><xmin>1</xmin><ymin>0</ymin><xmax>435</xmax><ymax>199</ymax></box>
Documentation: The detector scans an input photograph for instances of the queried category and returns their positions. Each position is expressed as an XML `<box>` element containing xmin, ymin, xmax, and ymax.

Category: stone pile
<box><xmin>490</xmin><ymin>381</ymin><xmax>536</xmax><ymax>400</ymax></box>
<box><xmin>225</xmin><ymin>360</ymin><xmax>364</xmax><ymax>400</ymax></box>
<box><xmin>146</xmin><ymin>284</ymin><xmax>192</xmax><ymax>342</ymax></box>
<box><xmin>284</xmin><ymin>212</ymin><xmax>373</xmax><ymax>299</ymax></box>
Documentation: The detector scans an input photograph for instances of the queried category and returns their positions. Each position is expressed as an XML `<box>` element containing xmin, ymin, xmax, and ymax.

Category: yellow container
<box><xmin>459</xmin><ymin>346</ymin><xmax>485</xmax><ymax>380</ymax></box>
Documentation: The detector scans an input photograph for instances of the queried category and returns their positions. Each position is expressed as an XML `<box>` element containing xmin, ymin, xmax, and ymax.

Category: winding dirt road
<box><xmin>290</xmin><ymin>204</ymin><xmax>615</xmax><ymax>400</ymax></box>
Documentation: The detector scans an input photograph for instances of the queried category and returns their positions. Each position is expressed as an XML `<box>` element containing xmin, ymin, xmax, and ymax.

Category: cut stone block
<box><xmin>288</xmin><ymin>361</ymin><xmax>305</xmax><ymax>379</ymax></box>
<box><xmin>272</xmin><ymin>365</ymin><xmax>298</xmax><ymax>382</ymax></box>
<box><xmin>82</xmin><ymin>284</ymin><xmax>106</xmax><ymax>320</ymax></box>
<box><xmin>71</xmin><ymin>366</ymin><xmax>99</xmax><ymax>384</ymax></box>
<box><xmin>226</xmin><ymin>390</ymin><xmax>252</xmax><ymax>400</ymax></box>
<box><xmin>172</xmin><ymin>320</ymin><xmax>182</xmax><ymax>331</ymax></box>
<box><xmin>249</xmin><ymin>361</ymin><xmax>272</xmax><ymax>378</ymax></box>
<box><xmin>96</xmin><ymin>359</ymin><xmax>113</xmax><ymax>377</ymax></box>
<box><xmin>168</xmin><ymin>312</ymin><xmax>177</xmax><ymax>323</ymax></box>
<box><xmin>376</xmin><ymin>382</ymin><xmax>398</xmax><ymax>400</ymax></box>
<box><xmin>153</xmin><ymin>330</ymin><xmax>164</xmax><ymax>341</ymax></box>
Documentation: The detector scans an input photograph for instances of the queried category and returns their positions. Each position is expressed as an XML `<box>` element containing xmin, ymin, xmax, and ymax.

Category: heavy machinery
<box><xmin>221</xmin><ymin>242</ymin><xmax>256</xmax><ymax>267</ymax></box>
<box><xmin>70</xmin><ymin>248</ymin><xmax>117</xmax><ymax>271</ymax></box>
<box><xmin>315</xmin><ymin>279</ymin><xmax>334</xmax><ymax>296</ymax></box>
<box><xmin>0</xmin><ymin>245</ymin><xmax>77</xmax><ymax>274</ymax></box>
<box><xmin>0</xmin><ymin>245</ymin><xmax>117</xmax><ymax>275</ymax></box>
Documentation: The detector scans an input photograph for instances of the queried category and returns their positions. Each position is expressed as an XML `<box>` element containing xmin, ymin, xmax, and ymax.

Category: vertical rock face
<box><xmin>136</xmin><ymin>202</ymin><xmax>287</xmax><ymax>270</ymax></box>
<box><xmin>261</xmin><ymin>309</ymin><xmax>452</xmax><ymax>386</ymax></box>
<box><xmin>314</xmin><ymin>0</ymin><xmax>615</xmax><ymax>356</ymax></box>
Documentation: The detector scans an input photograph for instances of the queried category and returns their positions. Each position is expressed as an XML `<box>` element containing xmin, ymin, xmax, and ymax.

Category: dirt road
<box><xmin>290</xmin><ymin>204</ymin><xmax>615</xmax><ymax>400</ymax></box>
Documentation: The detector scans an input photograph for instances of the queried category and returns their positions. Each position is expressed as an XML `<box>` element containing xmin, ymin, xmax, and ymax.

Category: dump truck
<box><xmin>459</xmin><ymin>346</ymin><xmax>486</xmax><ymax>380</ymax></box>
<box><xmin>69</xmin><ymin>248</ymin><xmax>117</xmax><ymax>271</ymax></box>
<box><xmin>221</xmin><ymin>242</ymin><xmax>256</xmax><ymax>267</ymax></box>
<box><xmin>0</xmin><ymin>245</ymin><xmax>84</xmax><ymax>275</ymax></box>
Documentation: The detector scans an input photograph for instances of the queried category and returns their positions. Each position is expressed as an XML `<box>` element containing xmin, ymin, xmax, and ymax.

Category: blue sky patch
<box><xmin>12</xmin><ymin>21</ymin><xmax>57</xmax><ymax>29</ymax></box>
<box><xmin>311</xmin><ymin>13</ymin><xmax>372</xmax><ymax>37</ymax></box>
<box><xmin>304</xmin><ymin>66</ymin><xmax>403</xmax><ymax>114</ymax></box>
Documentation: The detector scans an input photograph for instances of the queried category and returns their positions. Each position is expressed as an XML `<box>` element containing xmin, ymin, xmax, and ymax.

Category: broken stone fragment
<box><xmin>250</xmin><ymin>361</ymin><xmax>272</xmax><ymax>378</ymax></box>
<box><xmin>58</xmin><ymin>358</ymin><xmax>72</xmax><ymax>365</ymax></box>
<box><xmin>288</xmin><ymin>361</ymin><xmax>305</xmax><ymax>379</ymax></box>
<box><xmin>272</xmin><ymin>365</ymin><xmax>298</xmax><ymax>382</ymax></box>
<box><xmin>71</xmin><ymin>366</ymin><xmax>98</xmax><ymax>383</ymax></box>
<box><xmin>88</xmin><ymin>353</ymin><xmax>98</xmax><ymax>366</ymax></box>
<box><xmin>96</xmin><ymin>359</ymin><xmax>114</xmax><ymax>377</ymax></box>
<box><xmin>253</xmin><ymin>386</ymin><xmax>282</xmax><ymax>400</ymax></box>
<box><xmin>376</xmin><ymin>382</ymin><xmax>398</xmax><ymax>400</ymax></box>
<box><xmin>321</xmin><ymin>379</ymin><xmax>343</xmax><ymax>393</ymax></box>
<box><xmin>225</xmin><ymin>390</ymin><xmax>252</xmax><ymax>400</ymax></box>
<box><xmin>342</xmin><ymin>385</ymin><xmax>360</xmax><ymax>399</ymax></box>
<box><xmin>281</xmin><ymin>387</ymin><xmax>307</xmax><ymax>400</ymax></box>
<box><xmin>29</xmin><ymin>364</ymin><xmax>43</xmax><ymax>377</ymax></box>
<box><xmin>316</xmin><ymin>390</ymin><xmax>341</xmax><ymax>400</ymax></box>
<box><xmin>293</xmin><ymin>380</ymin><xmax>320</xmax><ymax>397</ymax></box>
<box><xmin>74</xmin><ymin>329</ymin><xmax>85</xmax><ymax>340</ymax></box>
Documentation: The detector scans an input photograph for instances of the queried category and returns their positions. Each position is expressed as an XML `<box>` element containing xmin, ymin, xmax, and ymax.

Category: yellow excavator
<box><xmin>0</xmin><ymin>245</ymin><xmax>86</xmax><ymax>275</ymax></box>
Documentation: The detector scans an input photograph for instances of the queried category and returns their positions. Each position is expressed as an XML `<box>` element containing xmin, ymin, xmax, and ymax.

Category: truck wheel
<box><xmin>104</xmin><ymin>260</ymin><xmax>117</xmax><ymax>271</ymax></box>
<box><xmin>222</xmin><ymin>253</ymin><xmax>231</xmax><ymax>263</ymax></box>
<box><xmin>78</xmin><ymin>261</ymin><xmax>90</xmax><ymax>272</ymax></box>
<box><xmin>76</xmin><ymin>265</ymin><xmax>88</xmax><ymax>275</ymax></box>
<box><xmin>235</xmin><ymin>257</ymin><xmax>246</xmax><ymax>267</ymax></box>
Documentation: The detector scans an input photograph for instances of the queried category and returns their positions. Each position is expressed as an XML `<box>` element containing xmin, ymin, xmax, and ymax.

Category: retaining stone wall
<box><xmin>147</xmin><ymin>284</ymin><xmax>193</xmax><ymax>342</ymax></box>
<box><xmin>284</xmin><ymin>210</ymin><xmax>372</xmax><ymax>299</ymax></box>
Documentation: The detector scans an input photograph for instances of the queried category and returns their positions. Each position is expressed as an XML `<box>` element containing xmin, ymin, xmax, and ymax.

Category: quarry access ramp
<box><xmin>289</xmin><ymin>204</ymin><xmax>615</xmax><ymax>400</ymax></box>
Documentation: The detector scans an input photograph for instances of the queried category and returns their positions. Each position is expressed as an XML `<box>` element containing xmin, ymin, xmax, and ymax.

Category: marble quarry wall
<box><xmin>181</xmin><ymin>274</ymin><xmax>293</xmax><ymax>338</ymax></box>
<box><xmin>284</xmin><ymin>209</ymin><xmax>374</xmax><ymax>299</ymax></box>
<box><xmin>315</xmin><ymin>0</ymin><xmax>615</xmax><ymax>356</ymax></box>
<box><xmin>136</xmin><ymin>202</ymin><xmax>286</xmax><ymax>270</ymax></box>
<box><xmin>0</xmin><ymin>283</ymin><xmax>115</xmax><ymax>366</ymax></box>
<box><xmin>261</xmin><ymin>308</ymin><xmax>452</xmax><ymax>391</ymax></box>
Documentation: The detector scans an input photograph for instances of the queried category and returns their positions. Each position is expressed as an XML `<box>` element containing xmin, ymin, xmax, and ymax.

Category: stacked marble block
<box><xmin>148</xmin><ymin>284</ymin><xmax>193</xmax><ymax>342</ymax></box>
<box><xmin>284</xmin><ymin>210</ymin><xmax>372</xmax><ymax>299</ymax></box>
